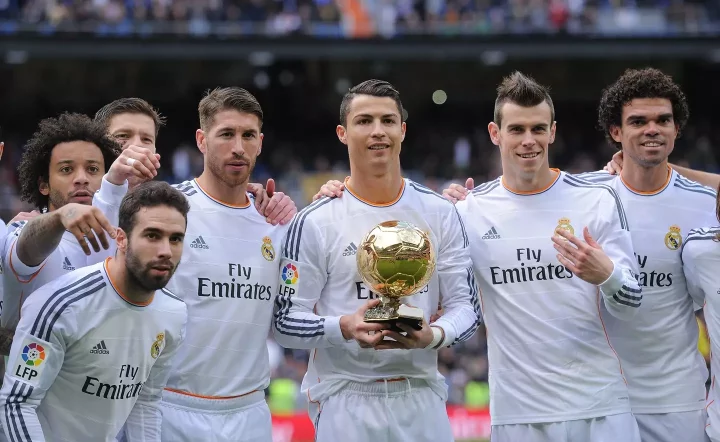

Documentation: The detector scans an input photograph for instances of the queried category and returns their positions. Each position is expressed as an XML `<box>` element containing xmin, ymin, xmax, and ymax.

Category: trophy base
<box><xmin>364</xmin><ymin>304</ymin><xmax>424</xmax><ymax>332</ymax></box>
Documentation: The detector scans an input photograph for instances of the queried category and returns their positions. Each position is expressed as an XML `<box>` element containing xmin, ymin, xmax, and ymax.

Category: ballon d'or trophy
<box><xmin>357</xmin><ymin>220</ymin><xmax>436</xmax><ymax>331</ymax></box>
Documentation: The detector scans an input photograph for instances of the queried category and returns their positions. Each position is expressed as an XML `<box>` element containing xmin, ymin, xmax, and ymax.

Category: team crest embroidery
<box><xmin>261</xmin><ymin>236</ymin><xmax>275</xmax><ymax>262</ymax></box>
<box><xmin>555</xmin><ymin>218</ymin><xmax>575</xmax><ymax>236</ymax></box>
<box><xmin>150</xmin><ymin>333</ymin><xmax>165</xmax><ymax>359</ymax></box>
<box><xmin>664</xmin><ymin>225</ymin><xmax>682</xmax><ymax>250</ymax></box>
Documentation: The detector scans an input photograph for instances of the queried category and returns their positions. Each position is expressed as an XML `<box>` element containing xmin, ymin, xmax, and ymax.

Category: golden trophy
<box><xmin>357</xmin><ymin>220</ymin><xmax>436</xmax><ymax>331</ymax></box>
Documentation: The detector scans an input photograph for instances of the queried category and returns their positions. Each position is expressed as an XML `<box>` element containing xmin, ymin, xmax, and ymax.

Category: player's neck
<box><xmin>502</xmin><ymin>167</ymin><xmax>558</xmax><ymax>194</ymax></box>
<box><xmin>346</xmin><ymin>169</ymin><xmax>404</xmax><ymax>205</ymax></box>
<box><xmin>106</xmin><ymin>257</ymin><xmax>154</xmax><ymax>305</ymax></box>
<box><xmin>196</xmin><ymin>172</ymin><xmax>249</xmax><ymax>207</ymax></box>
<box><xmin>620</xmin><ymin>161</ymin><xmax>671</xmax><ymax>193</ymax></box>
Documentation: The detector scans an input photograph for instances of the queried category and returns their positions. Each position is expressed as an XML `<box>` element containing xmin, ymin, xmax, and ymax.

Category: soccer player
<box><xmin>94</xmin><ymin>96</ymin><xmax>291</xmax><ymax>224</ymax></box>
<box><xmin>316</xmin><ymin>74</ymin><xmax>642</xmax><ymax>440</ymax></box>
<box><xmin>1</xmin><ymin>113</ymin><xmax>121</xmax><ymax>346</ymax></box>
<box><xmin>95</xmin><ymin>97</ymin><xmax>165</xmax><ymax>155</ymax></box>
<box><xmin>437</xmin><ymin>68</ymin><xmax>715</xmax><ymax>442</ymax></box>
<box><xmin>273</xmin><ymin>79</ymin><xmax>481</xmax><ymax>442</ymax></box>
<box><xmin>460</xmin><ymin>72</ymin><xmax>643</xmax><ymax>441</ymax></box>
<box><xmin>682</xmin><ymin>191</ymin><xmax>720</xmax><ymax>442</ymax></box>
<box><xmin>568</xmin><ymin>68</ymin><xmax>715</xmax><ymax>442</ymax></box>
<box><xmin>605</xmin><ymin>148</ymin><xmax>720</xmax><ymax>190</ymax></box>
<box><xmin>0</xmin><ymin>180</ymin><xmax>189</xmax><ymax>442</ymax></box>
<box><xmin>91</xmin><ymin>87</ymin><xmax>297</xmax><ymax>442</ymax></box>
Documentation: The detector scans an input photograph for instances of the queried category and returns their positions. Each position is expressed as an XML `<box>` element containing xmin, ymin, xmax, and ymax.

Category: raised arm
<box><xmin>671</xmin><ymin>164</ymin><xmax>720</xmax><ymax>191</ymax></box>
<box><xmin>92</xmin><ymin>145</ymin><xmax>159</xmax><ymax>229</ymax></box>
<box><xmin>15</xmin><ymin>204</ymin><xmax>115</xmax><ymax>266</ymax></box>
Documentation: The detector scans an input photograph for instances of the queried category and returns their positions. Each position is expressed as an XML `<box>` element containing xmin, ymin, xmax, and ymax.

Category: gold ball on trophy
<box><xmin>356</xmin><ymin>220</ymin><xmax>436</xmax><ymax>301</ymax></box>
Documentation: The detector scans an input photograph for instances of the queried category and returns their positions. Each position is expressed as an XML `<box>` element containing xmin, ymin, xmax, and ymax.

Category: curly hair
<box><xmin>18</xmin><ymin>113</ymin><xmax>121</xmax><ymax>210</ymax></box>
<box><xmin>598</xmin><ymin>68</ymin><xmax>689</xmax><ymax>149</ymax></box>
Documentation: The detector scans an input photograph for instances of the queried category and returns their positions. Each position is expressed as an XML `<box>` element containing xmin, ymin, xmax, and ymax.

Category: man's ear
<box><xmin>116</xmin><ymin>228</ymin><xmax>128</xmax><ymax>252</ymax></box>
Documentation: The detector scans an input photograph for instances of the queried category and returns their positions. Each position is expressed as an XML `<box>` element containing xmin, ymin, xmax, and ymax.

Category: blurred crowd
<box><xmin>0</xmin><ymin>0</ymin><xmax>719</xmax><ymax>36</ymax></box>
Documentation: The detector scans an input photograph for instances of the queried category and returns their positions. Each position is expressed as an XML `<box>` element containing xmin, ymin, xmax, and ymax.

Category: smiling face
<box><xmin>336</xmin><ymin>94</ymin><xmax>406</xmax><ymax>177</ymax></box>
<box><xmin>488</xmin><ymin>100</ymin><xmax>556</xmax><ymax>181</ymax></box>
<box><xmin>610</xmin><ymin>98</ymin><xmax>677</xmax><ymax>168</ymax></box>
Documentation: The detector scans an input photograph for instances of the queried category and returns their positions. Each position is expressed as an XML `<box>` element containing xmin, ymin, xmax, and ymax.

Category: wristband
<box><xmin>426</xmin><ymin>326</ymin><xmax>445</xmax><ymax>349</ymax></box>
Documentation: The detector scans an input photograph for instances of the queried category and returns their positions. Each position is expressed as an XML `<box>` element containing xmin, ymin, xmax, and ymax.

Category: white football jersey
<box><xmin>273</xmin><ymin>179</ymin><xmax>482</xmax><ymax>404</ymax></box>
<box><xmin>0</xmin><ymin>259</ymin><xmax>187</xmax><ymax>442</ymax></box>
<box><xmin>681</xmin><ymin>227</ymin><xmax>720</xmax><ymax>439</ymax></box>
<box><xmin>456</xmin><ymin>170</ymin><xmax>642</xmax><ymax>425</ymax></box>
<box><xmin>93</xmin><ymin>177</ymin><xmax>289</xmax><ymax>398</ymax></box>
<box><xmin>575</xmin><ymin>169</ymin><xmax>715</xmax><ymax>414</ymax></box>
<box><xmin>1</xmin><ymin>221</ymin><xmax>97</xmax><ymax>331</ymax></box>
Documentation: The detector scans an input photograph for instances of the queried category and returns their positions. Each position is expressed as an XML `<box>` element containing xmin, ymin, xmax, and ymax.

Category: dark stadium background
<box><xmin>1</xmin><ymin>1</ymin><xmax>719</xmax><ymax>440</ymax></box>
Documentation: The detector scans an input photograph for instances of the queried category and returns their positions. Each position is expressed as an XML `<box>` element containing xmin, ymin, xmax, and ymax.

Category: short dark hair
<box><xmin>493</xmin><ymin>71</ymin><xmax>555</xmax><ymax>127</ymax></box>
<box><xmin>18</xmin><ymin>113</ymin><xmax>121</xmax><ymax>211</ymax></box>
<box><xmin>94</xmin><ymin>98</ymin><xmax>166</xmax><ymax>137</ymax></box>
<box><xmin>198</xmin><ymin>87</ymin><xmax>263</xmax><ymax>131</ymax></box>
<box><xmin>118</xmin><ymin>181</ymin><xmax>190</xmax><ymax>236</ymax></box>
<box><xmin>598</xmin><ymin>68</ymin><xmax>690</xmax><ymax>149</ymax></box>
<box><xmin>339</xmin><ymin>79</ymin><xmax>404</xmax><ymax>126</ymax></box>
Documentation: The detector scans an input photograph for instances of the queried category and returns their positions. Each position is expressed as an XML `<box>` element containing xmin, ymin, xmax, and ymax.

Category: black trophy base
<box><xmin>364</xmin><ymin>304</ymin><xmax>424</xmax><ymax>332</ymax></box>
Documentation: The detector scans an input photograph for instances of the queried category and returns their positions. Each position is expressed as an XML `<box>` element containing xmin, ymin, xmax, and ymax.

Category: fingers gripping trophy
<box><xmin>357</xmin><ymin>220</ymin><xmax>436</xmax><ymax>332</ymax></box>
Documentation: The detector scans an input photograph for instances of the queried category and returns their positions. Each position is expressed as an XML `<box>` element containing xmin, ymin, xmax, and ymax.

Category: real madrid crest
<box><xmin>664</xmin><ymin>225</ymin><xmax>682</xmax><ymax>250</ymax></box>
<box><xmin>151</xmin><ymin>332</ymin><xmax>165</xmax><ymax>359</ymax></box>
<box><xmin>261</xmin><ymin>236</ymin><xmax>275</xmax><ymax>262</ymax></box>
<box><xmin>555</xmin><ymin>218</ymin><xmax>575</xmax><ymax>236</ymax></box>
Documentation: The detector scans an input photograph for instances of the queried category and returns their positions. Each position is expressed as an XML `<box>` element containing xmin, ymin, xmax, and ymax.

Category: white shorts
<box><xmin>309</xmin><ymin>378</ymin><xmax>453</xmax><ymax>442</ymax></box>
<box><xmin>491</xmin><ymin>412</ymin><xmax>641</xmax><ymax>442</ymax></box>
<box><xmin>635</xmin><ymin>410</ymin><xmax>709</xmax><ymax>442</ymax></box>
<box><xmin>160</xmin><ymin>389</ymin><xmax>272</xmax><ymax>442</ymax></box>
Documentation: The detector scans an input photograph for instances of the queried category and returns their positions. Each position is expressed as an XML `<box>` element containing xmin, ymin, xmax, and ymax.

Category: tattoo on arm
<box><xmin>16</xmin><ymin>212</ymin><xmax>65</xmax><ymax>267</ymax></box>
<box><xmin>0</xmin><ymin>327</ymin><xmax>14</xmax><ymax>356</ymax></box>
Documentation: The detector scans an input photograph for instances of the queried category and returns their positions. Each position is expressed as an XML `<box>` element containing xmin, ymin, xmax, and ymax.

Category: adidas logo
<box><xmin>482</xmin><ymin>227</ymin><xmax>501</xmax><ymax>240</ymax></box>
<box><xmin>62</xmin><ymin>257</ymin><xmax>75</xmax><ymax>271</ymax></box>
<box><xmin>190</xmin><ymin>236</ymin><xmax>209</xmax><ymax>249</ymax></box>
<box><xmin>90</xmin><ymin>340</ymin><xmax>109</xmax><ymax>355</ymax></box>
<box><xmin>342</xmin><ymin>242</ymin><xmax>358</xmax><ymax>256</ymax></box>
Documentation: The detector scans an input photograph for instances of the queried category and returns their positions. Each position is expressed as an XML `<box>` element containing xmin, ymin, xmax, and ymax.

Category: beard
<box><xmin>627</xmin><ymin>148</ymin><xmax>667</xmax><ymax>168</ymax></box>
<box><xmin>125</xmin><ymin>242</ymin><xmax>178</xmax><ymax>291</ymax></box>
<box><xmin>47</xmin><ymin>188</ymin><xmax>70</xmax><ymax>211</ymax></box>
<box><xmin>206</xmin><ymin>150</ymin><xmax>256</xmax><ymax>188</ymax></box>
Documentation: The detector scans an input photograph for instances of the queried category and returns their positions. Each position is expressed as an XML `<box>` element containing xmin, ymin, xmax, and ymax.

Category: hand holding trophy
<box><xmin>357</xmin><ymin>220</ymin><xmax>436</xmax><ymax>333</ymax></box>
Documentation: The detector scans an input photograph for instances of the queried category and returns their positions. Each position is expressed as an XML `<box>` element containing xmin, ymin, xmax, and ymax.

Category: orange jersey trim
<box><xmin>9</xmin><ymin>242</ymin><xmax>46</xmax><ymax>284</ymax></box>
<box><xmin>164</xmin><ymin>387</ymin><xmax>258</xmax><ymax>400</ymax></box>
<box><xmin>596</xmin><ymin>288</ymin><xmax>626</xmax><ymax>382</ymax></box>
<box><xmin>194</xmin><ymin>179</ymin><xmax>251</xmax><ymax>209</ymax></box>
<box><xmin>103</xmin><ymin>258</ymin><xmax>154</xmax><ymax>307</ymax></box>
<box><xmin>344</xmin><ymin>177</ymin><xmax>405</xmax><ymax>207</ymax></box>
<box><xmin>502</xmin><ymin>168</ymin><xmax>560</xmax><ymax>195</ymax></box>
<box><xmin>620</xmin><ymin>165</ymin><xmax>672</xmax><ymax>195</ymax></box>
